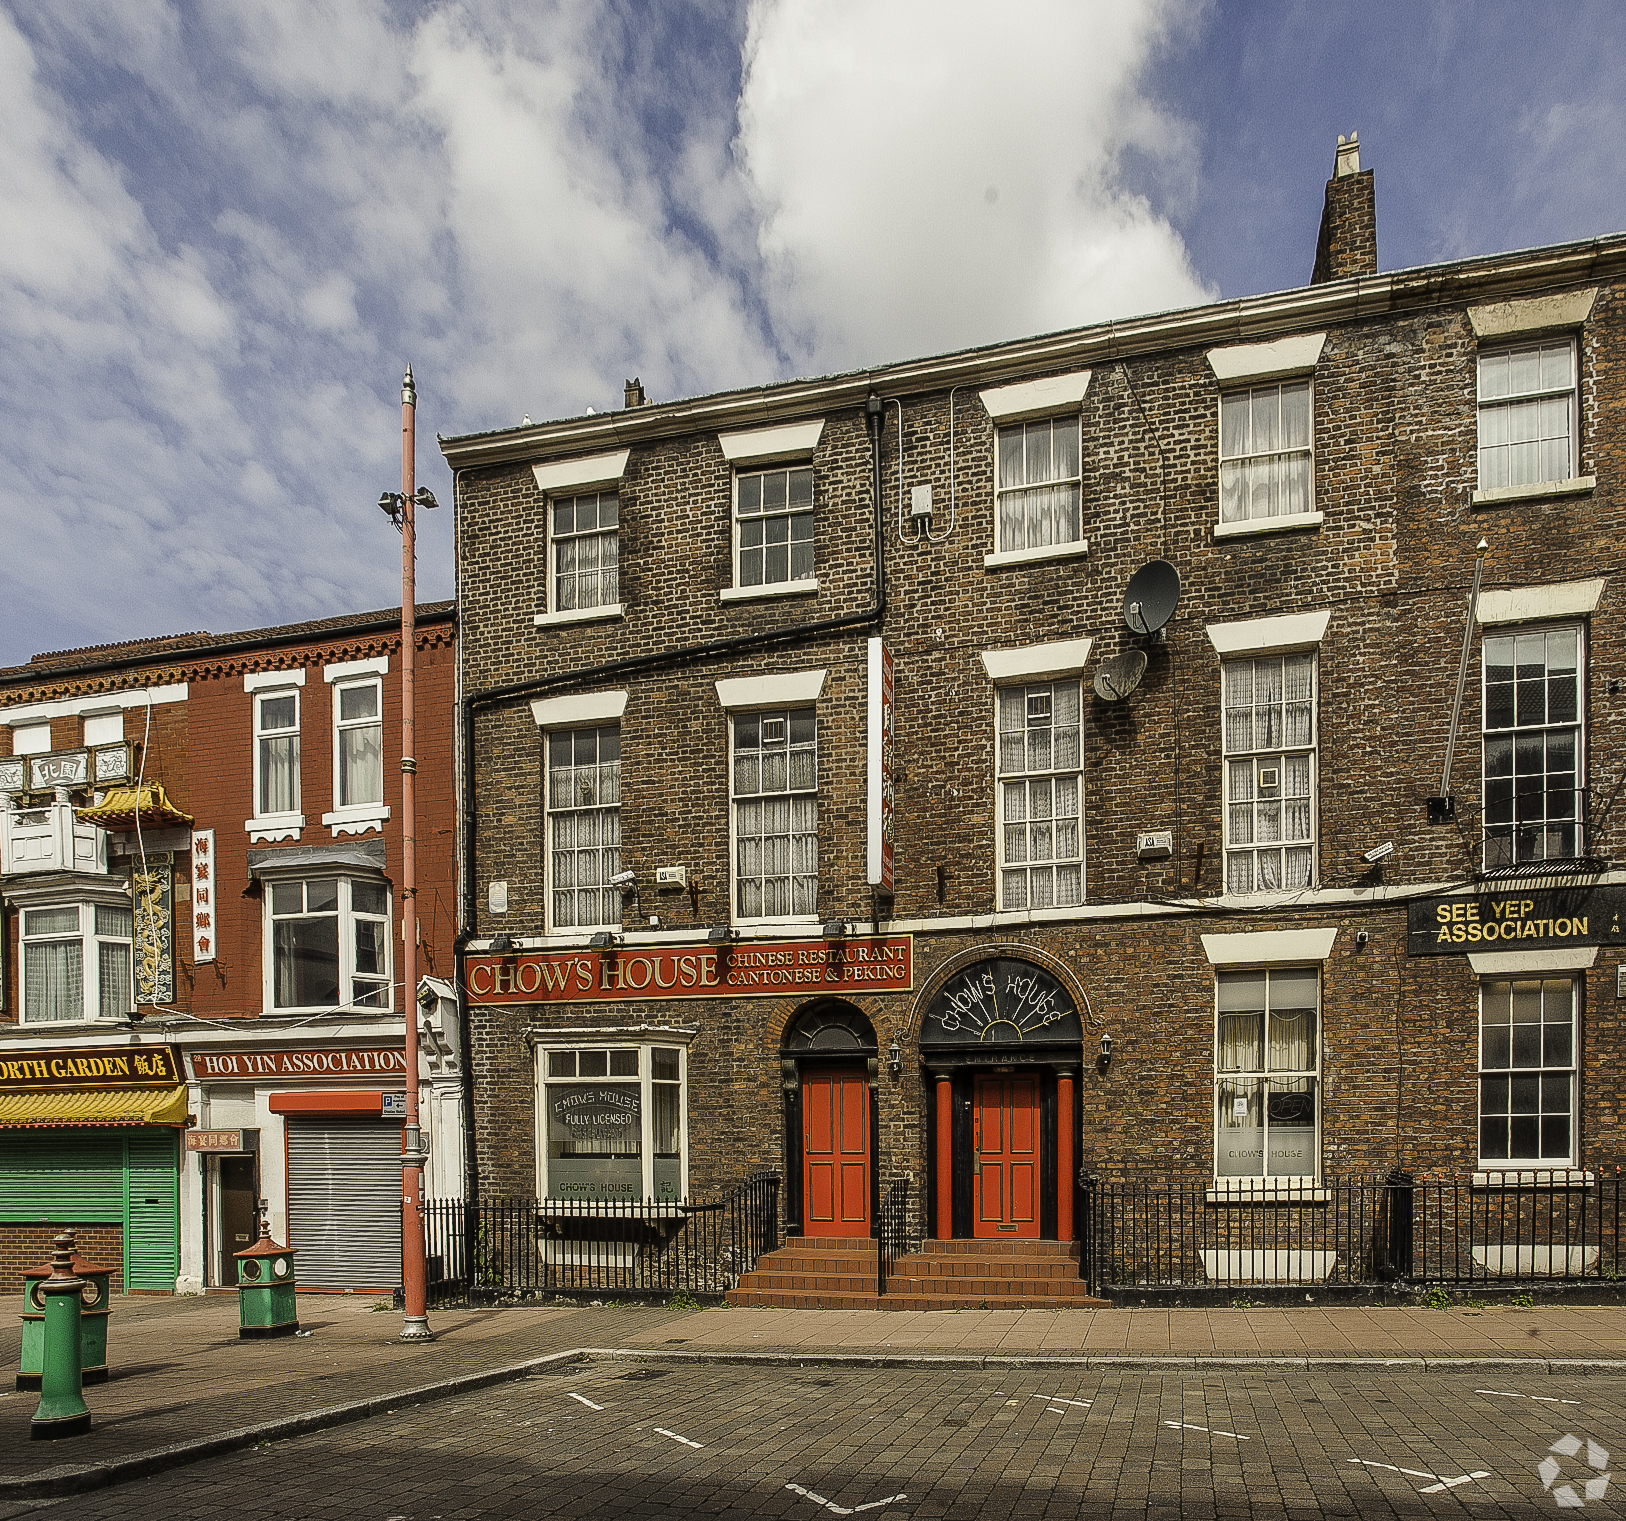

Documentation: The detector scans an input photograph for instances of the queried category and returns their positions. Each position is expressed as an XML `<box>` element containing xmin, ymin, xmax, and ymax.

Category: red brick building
<box><xmin>442</xmin><ymin>136</ymin><xmax>1626</xmax><ymax>1298</ymax></box>
<box><xmin>0</xmin><ymin>604</ymin><xmax>461</xmax><ymax>1293</ymax></box>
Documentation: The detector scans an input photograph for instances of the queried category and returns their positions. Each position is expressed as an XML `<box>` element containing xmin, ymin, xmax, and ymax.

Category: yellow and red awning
<box><xmin>0</xmin><ymin>1086</ymin><xmax>189</xmax><ymax>1128</ymax></box>
<box><xmin>76</xmin><ymin>783</ymin><xmax>194</xmax><ymax>832</ymax></box>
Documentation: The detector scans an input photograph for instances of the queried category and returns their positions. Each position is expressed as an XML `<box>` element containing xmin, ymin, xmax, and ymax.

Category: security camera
<box><xmin>609</xmin><ymin>870</ymin><xmax>636</xmax><ymax>887</ymax></box>
<box><xmin>1361</xmin><ymin>841</ymin><xmax>1394</xmax><ymax>864</ymax></box>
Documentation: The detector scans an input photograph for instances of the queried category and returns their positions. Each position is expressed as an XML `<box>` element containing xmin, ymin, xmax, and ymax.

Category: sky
<box><xmin>2</xmin><ymin>0</ymin><xmax>1624</xmax><ymax>668</ymax></box>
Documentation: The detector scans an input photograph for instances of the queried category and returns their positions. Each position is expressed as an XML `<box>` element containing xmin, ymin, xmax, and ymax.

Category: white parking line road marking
<box><xmin>567</xmin><ymin>1393</ymin><xmax>604</xmax><ymax>1410</ymax></box>
<box><xmin>1476</xmin><ymin>1388</ymin><xmax>1581</xmax><ymax>1405</ymax></box>
<box><xmin>1348</xmin><ymin>1458</ymin><xmax>1491</xmax><ymax>1493</ymax></box>
<box><xmin>653</xmin><ymin>1427</ymin><xmax>703</xmax><ymax>1449</ymax></box>
<box><xmin>1420</xmin><ymin>1473</ymin><xmax>1492</xmax><ymax>1494</ymax></box>
<box><xmin>1029</xmin><ymin>1395</ymin><xmax>1092</xmax><ymax>1408</ymax></box>
<box><xmin>785</xmin><ymin>1482</ymin><xmax>908</xmax><ymax>1515</ymax></box>
<box><xmin>1164</xmin><ymin>1422</ymin><xmax>1250</xmax><ymax>1440</ymax></box>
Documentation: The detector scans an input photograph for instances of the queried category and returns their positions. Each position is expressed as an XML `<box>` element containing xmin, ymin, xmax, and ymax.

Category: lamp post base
<box><xmin>398</xmin><ymin>1315</ymin><xmax>434</xmax><ymax>1342</ymax></box>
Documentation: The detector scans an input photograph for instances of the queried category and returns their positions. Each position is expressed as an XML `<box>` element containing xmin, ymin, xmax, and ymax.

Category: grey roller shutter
<box><xmin>285</xmin><ymin>1117</ymin><xmax>403</xmax><ymax>1289</ymax></box>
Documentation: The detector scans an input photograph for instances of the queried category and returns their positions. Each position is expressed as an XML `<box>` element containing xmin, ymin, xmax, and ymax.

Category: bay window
<box><xmin>21</xmin><ymin>902</ymin><xmax>133</xmax><ymax>1022</ymax></box>
<box><xmin>266</xmin><ymin>875</ymin><xmax>390</xmax><ymax>1012</ymax></box>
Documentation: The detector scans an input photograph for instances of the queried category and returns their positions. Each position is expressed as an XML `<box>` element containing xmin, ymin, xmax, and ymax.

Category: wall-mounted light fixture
<box><xmin>888</xmin><ymin>1039</ymin><xmax>902</xmax><ymax>1075</ymax></box>
<box><xmin>588</xmin><ymin>931</ymin><xmax>622</xmax><ymax>949</ymax></box>
<box><xmin>822</xmin><ymin>919</ymin><xmax>850</xmax><ymax>940</ymax></box>
<box><xmin>488</xmin><ymin>934</ymin><xmax>513</xmax><ymax>955</ymax></box>
<box><xmin>609</xmin><ymin>870</ymin><xmax>636</xmax><ymax>889</ymax></box>
<box><xmin>707</xmin><ymin>926</ymin><xmax>738</xmax><ymax>944</ymax></box>
<box><xmin>1098</xmin><ymin>1033</ymin><xmax>1114</xmax><ymax>1068</ymax></box>
<box><xmin>1361</xmin><ymin>841</ymin><xmax>1394</xmax><ymax>865</ymax></box>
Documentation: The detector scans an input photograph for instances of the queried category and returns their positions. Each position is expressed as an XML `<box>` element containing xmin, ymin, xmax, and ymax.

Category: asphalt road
<box><xmin>4</xmin><ymin>1360</ymin><xmax>1622</xmax><ymax>1519</ymax></box>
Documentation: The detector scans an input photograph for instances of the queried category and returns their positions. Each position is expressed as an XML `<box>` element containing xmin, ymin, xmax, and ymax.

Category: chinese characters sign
<box><xmin>467</xmin><ymin>935</ymin><xmax>914</xmax><ymax>1006</ymax></box>
<box><xmin>191</xmin><ymin>830</ymin><xmax>216</xmax><ymax>964</ymax></box>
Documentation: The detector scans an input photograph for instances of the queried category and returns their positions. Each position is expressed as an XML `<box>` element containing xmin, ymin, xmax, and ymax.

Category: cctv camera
<box><xmin>609</xmin><ymin>870</ymin><xmax>636</xmax><ymax>887</ymax></box>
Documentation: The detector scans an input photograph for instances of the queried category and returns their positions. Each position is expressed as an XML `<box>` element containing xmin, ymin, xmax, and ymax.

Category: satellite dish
<box><xmin>1093</xmin><ymin>650</ymin><xmax>1148</xmax><ymax>703</ymax></box>
<box><xmin>1123</xmin><ymin>560</ymin><xmax>1181</xmax><ymax>641</ymax></box>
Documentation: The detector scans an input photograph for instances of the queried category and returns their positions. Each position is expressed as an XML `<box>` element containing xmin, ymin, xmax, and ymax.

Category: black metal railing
<box><xmin>1081</xmin><ymin>1170</ymin><xmax>1624</xmax><ymax>1293</ymax></box>
<box><xmin>875</xmin><ymin>1176</ymin><xmax>913</xmax><ymax>1296</ymax></box>
<box><xmin>422</xmin><ymin>1171</ymin><xmax>779</xmax><ymax>1306</ymax></box>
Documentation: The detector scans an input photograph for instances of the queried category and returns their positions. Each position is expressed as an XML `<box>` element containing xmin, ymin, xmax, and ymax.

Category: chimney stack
<box><xmin>624</xmin><ymin>378</ymin><xmax>646</xmax><ymax>409</ymax></box>
<box><xmin>1311</xmin><ymin>132</ymin><xmax>1377</xmax><ymax>284</ymax></box>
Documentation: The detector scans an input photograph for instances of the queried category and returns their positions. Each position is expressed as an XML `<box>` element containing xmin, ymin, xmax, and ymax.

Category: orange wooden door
<box><xmin>974</xmin><ymin>1073</ymin><xmax>1040</xmax><ymax>1238</ymax></box>
<box><xmin>802</xmin><ymin>1069</ymin><xmax>870</xmax><ymax>1237</ymax></box>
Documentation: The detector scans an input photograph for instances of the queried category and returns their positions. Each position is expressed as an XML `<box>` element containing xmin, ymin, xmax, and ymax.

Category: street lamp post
<box><xmin>378</xmin><ymin>365</ymin><xmax>437</xmax><ymax>1342</ymax></box>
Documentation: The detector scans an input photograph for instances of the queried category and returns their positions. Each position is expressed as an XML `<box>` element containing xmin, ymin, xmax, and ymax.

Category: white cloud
<box><xmin>736</xmin><ymin>0</ymin><xmax>1211</xmax><ymax>371</ymax></box>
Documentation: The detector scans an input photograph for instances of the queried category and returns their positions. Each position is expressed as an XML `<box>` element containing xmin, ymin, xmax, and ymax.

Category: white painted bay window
<box><xmin>21</xmin><ymin>902</ymin><xmax>133</xmax><ymax>1022</ymax></box>
<box><xmin>266</xmin><ymin>876</ymin><xmax>391</xmax><ymax>1011</ymax></box>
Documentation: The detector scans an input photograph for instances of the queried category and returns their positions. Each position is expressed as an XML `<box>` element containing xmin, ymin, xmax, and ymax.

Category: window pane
<box><xmin>98</xmin><ymin>940</ymin><xmax>131</xmax><ymax>1018</ymax></box>
<box><xmin>96</xmin><ymin>904</ymin><xmax>133</xmax><ymax>937</ymax></box>
<box><xmin>274</xmin><ymin>917</ymin><xmax>340</xmax><ymax>1008</ymax></box>
<box><xmin>339</xmin><ymin>684</ymin><xmax>378</xmax><ymax>722</ymax></box>
<box><xmin>25</xmin><ymin>941</ymin><xmax>82</xmax><ymax>1022</ymax></box>
<box><xmin>353</xmin><ymin>879</ymin><xmax>387</xmax><ymax>916</ymax></box>
<box><xmin>340</xmin><ymin>721</ymin><xmax>382</xmax><ymax>807</ymax></box>
<box><xmin>259</xmin><ymin>733</ymin><xmax>299</xmax><ymax>815</ymax></box>
<box><xmin>26</xmin><ymin>906</ymin><xmax>81</xmax><ymax>937</ymax></box>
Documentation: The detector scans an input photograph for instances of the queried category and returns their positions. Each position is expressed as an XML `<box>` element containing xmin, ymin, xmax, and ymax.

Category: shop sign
<box><xmin>28</xmin><ymin>749</ymin><xmax>88</xmax><ymax>789</ymax></box>
<box><xmin>466</xmin><ymin>935</ymin><xmax>913</xmax><ymax>1006</ymax></box>
<box><xmin>1407</xmin><ymin>885</ymin><xmax>1626</xmax><ymax>955</ymax></box>
<box><xmin>381</xmin><ymin>1092</ymin><xmax>407</xmax><ymax>1118</ymax></box>
<box><xmin>0</xmin><ymin>1044</ymin><xmax>181</xmax><ymax>1090</ymax></box>
<box><xmin>189</xmin><ymin>1047</ymin><xmax>409</xmax><ymax>1081</ymax></box>
<box><xmin>186</xmin><ymin>1129</ymin><xmax>248</xmax><ymax>1152</ymax></box>
<box><xmin>133</xmin><ymin>851</ymin><xmax>174</xmax><ymax>1005</ymax></box>
<box><xmin>191</xmin><ymin>829</ymin><xmax>216</xmax><ymax>964</ymax></box>
<box><xmin>921</xmin><ymin>958</ymin><xmax>1083</xmax><ymax>1047</ymax></box>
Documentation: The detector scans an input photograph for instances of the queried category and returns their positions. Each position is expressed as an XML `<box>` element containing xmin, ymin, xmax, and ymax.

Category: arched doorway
<box><xmin>918</xmin><ymin>957</ymin><xmax>1084</xmax><ymax>1241</ymax></box>
<box><xmin>781</xmin><ymin>1001</ymin><xmax>877</xmax><ymax>1238</ymax></box>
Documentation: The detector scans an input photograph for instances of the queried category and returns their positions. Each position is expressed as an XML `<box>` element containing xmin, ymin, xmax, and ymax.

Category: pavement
<box><xmin>2</xmin><ymin>1291</ymin><xmax>1624</xmax><ymax>1499</ymax></box>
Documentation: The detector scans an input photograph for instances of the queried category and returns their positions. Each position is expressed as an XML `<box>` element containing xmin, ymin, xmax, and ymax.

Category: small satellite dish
<box><xmin>1123</xmin><ymin>560</ymin><xmax>1181</xmax><ymax>641</ymax></box>
<box><xmin>1093</xmin><ymin>650</ymin><xmax>1148</xmax><ymax>703</ymax></box>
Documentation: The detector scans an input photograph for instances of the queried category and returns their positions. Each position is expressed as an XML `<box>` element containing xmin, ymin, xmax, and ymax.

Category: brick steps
<box><xmin>726</xmin><ymin>1236</ymin><xmax>1109</xmax><ymax>1310</ymax></box>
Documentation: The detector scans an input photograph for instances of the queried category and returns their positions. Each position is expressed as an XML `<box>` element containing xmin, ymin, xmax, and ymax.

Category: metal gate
<box><xmin>284</xmin><ymin>1117</ymin><xmax>403</xmax><ymax>1289</ymax></box>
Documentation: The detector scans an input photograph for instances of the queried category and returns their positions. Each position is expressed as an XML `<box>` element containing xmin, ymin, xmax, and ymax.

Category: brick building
<box><xmin>442</xmin><ymin>136</ymin><xmax>1626</xmax><ymax>1299</ymax></box>
<box><xmin>0</xmin><ymin>604</ymin><xmax>462</xmax><ymax>1294</ymax></box>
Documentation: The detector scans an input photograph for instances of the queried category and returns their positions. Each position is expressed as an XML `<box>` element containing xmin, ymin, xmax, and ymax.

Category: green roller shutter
<box><xmin>0</xmin><ymin>1128</ymin><xmax>179</xmax><ymax>1292</ymax></box>
<box><xmin>125</xmin><ymin>1130</ymin><xmax>179</xmax><ymax>1292</ymax></box>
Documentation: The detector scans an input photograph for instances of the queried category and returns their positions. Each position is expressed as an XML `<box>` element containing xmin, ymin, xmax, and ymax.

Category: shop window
<box><xmin>1223</xmin><ymin>653</ymin><xmax>1316</xmax><ymax>893</ymax></box>
<box><xmin>732</xmin><ymin>708</ymin><xmax>818</xmax><ymax>920</ymax></box>
<box><xmin>1219</xmin><ymin>380</ymin><xmax>1313</xmax><ymax>525</ymax></box>
<box><xmin>545</xmin><ymin>725</ymin><xmax>622</xmax><ymax>930</ymax></box>
<box><xmin>1479</xmin><ymin>978</ymin><xmax>1576</xmax><ymax>1166</ymax></box>
<box><xmin>996</xmin><ymin>680</ymin><xmax>1083</xmax><ymax>909</ymax></box>
<box><xmin>21</xmin><ymin>902</ymin><xmax>132</xmax><ymax>1022</ymax></box>
<box><xmin>735</xmin><ymin>466</ymin><xmax>814</xmax><ymax>589</ymax></box>
<box><xmin>1214</xmin><ymin>968</ymin><xmax>1319</xmax><ymax>1180</ymax></box>
<box><xmin>996</xmin><ymin>417</ymin><xmax>1082</xmax><ymax>553</ymax></box>
<box><xmin>333</xmin><ymin>678</ymin><xmax>383</xmax><ymax>809</ymax></box>
<box><xmin>1483</xmin><ymin>626</ymin><xmax>1582</xmax><ymax>868</ymax></box>
<box><xmin>254</xmin><ymin>690</ymin><xmax>300</xmax><ymax>817</ymax></box>
<box><xmin>538</xmin><ymin>1043</ymin><xmax>686</xmax><ymax>1201</ymax></box>
<box><xmin>265</xmin><ymin>876</ymin><xmax>390</xmax><ymax>1012</ymax></box>
<box><xmin>1478</xmin><ymin>339</ymin><xmax>1576</xmax><ymax>492</ymax></box>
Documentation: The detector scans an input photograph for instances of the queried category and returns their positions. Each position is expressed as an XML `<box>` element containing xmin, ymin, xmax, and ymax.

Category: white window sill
<box><xmin>1471</xmin><ymin>476</ymin><xmax>1594</xmax><ymax>508</ymax></box>
<box><xmin>321</xmin><ymin>806</ymin><xmax>390</xmax><ymax>838</ymax></box>
<box><xmin>983</xmin><ymin>539</ymin><xmax>1091</xmax><ymax>570</ymax></box>
<box><xmin>1206</xmin><ymin>1180</ymin><xmax>1327</xmax><ymax>1203</ymax></box>
<box><xmin>1214</xmin><ymin>511</ymin><xmax>1323</xmax><ymax>540</ymax></box>
<box><xmin>534</xmin><ymin>603</ymin><xmax>624</xmax><ymax>628</ymax></box>
<box><xmin>246</xmin><ymin>814</ymin><xmax>303</xmax><ymax>843</ymax></box>
<box><xmin>1472</xmin><ymin>1168</ymin><xmax>1592</xmax><ymax>1188</ymax></box>
<box><xmin>720</xmin><ymin>579</ymin><xmax>819</xmax><ymax>604</ymax></box>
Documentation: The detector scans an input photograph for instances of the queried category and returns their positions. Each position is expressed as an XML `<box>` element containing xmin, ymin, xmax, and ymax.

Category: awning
<box><xmin>76</xmin><ymin>782</ymin><xmax>194</xmax><ymax>832</ymax></box>
<box><xmin>0</xmin><ymin>1086</ymin><xmax>190</xmax><ymax>1128</ymax></box>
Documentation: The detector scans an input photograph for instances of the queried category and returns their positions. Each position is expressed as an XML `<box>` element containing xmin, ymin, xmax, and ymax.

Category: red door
<box><xmin>974</xmin><ymin>1072</ymin><xmax>1040</xmax><ymax>1238</ymax></box>
<box><xmin>802</xmin><ymin>1069</ymin><xmax>870</xmax><ymax>1237</ymax></box>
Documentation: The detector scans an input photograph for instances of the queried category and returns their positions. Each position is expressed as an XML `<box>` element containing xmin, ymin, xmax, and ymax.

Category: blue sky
<box><xmin>2</xmin><ymin>0</ymin><xmax>1623</xmax><ymax>667</ymax></box>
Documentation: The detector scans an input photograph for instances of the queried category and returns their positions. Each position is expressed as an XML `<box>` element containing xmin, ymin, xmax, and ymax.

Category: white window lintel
<box><xmin>531</xmin><ymin>450</ymin><xmax>630</xmax><ymax>495</ymax></box>
<box><xmin>718</xmin><ymin>420</ymin><xmax>825</xmax><ymax>466</ymax></box>
<box><xmin>244</xmin><ymin>669</ymin><xmax>305</xmax><ymax>693</ymax></box>
<box><xmin>1202</xmin><ymin>928</ymin><xmax>1338</xmax><ymax>965</ymax></box>
<box><xmin>325</xmin><ymin>656</ymin><xmax>388</xmax><ymax>683</ymax></box>
<box><xmin>1476</xmin><ymin>578</ymin><xmax>1606</xmax><ymax>626</ymax></box>
<box><xmin>715</xmin><ymin>669</ymin><xmax>827</xmax><ymax>710</ymax></box>
<box><xmin>979</xmin><ymin>638</ymin><xmax>1094</xmax><ymax>683</ymax></box>
<box><xmin>530</xmin><ymin>689</ymin><xmax>629</xmax><ymax>728</ymax></box>
<box><xmin>1206</xmin><ymin>610</ymin><xmax>1331</xmax><ymax>657</ymax></box>
<box><xmin>1468</xmin><ymin>947</ymin><xmax>1599</xmax><ymax>975</ymax></box>
<box><xmin>0</xmin><ymin>684</ymin><xmax>188</xmax><ymax>728</ymax></box>
<box><xmin>1468</xmin><ymin>289</ymin><xmax>1598</xmax><ymax>340</ymax></box>
<box><xmin>979</xmin><ymin>369</ymin><xmax>1092</xmax><ymax>422</ymax></box>
<box><xmin>1206</xmin><ymin>333</ymin><xmax>1327</xmax><ymax>383</ymax></box>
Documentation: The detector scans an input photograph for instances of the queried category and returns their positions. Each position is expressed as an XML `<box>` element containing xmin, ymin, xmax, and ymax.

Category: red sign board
<box><xmin>187</xmin><ymin>1047</ymin><xmax>409</xmax><ymax>1082</ymax></box>
<box><xmin>466</xmin><ymin>935</ymin><xmax>913</xmax><ymax>1006</ymax></box>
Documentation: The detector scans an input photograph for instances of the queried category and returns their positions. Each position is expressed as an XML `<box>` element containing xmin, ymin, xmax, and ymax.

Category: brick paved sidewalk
<box><xmin>1</xmin><ymin>1292</ymin><xmax>1622</xmax><ymax>1493</ymax></box>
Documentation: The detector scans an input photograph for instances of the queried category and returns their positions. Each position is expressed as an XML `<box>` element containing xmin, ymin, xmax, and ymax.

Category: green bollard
<box><xmin>234</xmin><ymin>1211</ymin><xmax>299</xmax><ymax>1339</ymax></box>
<box><xmin>18</xmin><ymin>1248</ymin><xmax>114</xmax><ymax>1391</ymax></box>
<box><xmin>30</xmin><ymin>1231</ymin><xmax>90</xmax><ymax>1440</ymax></box>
